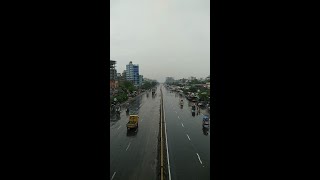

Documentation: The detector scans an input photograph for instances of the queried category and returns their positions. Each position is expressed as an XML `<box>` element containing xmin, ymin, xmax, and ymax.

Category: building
<box><xmin>110</xmin><ymin>60</ymin><xmax>117</xmax><ymax>80</ymax></box>
<box><xmin>205</xmin><ymin>75</ymin><xmax>210</xmax><ymax>81</ymax></box>
<box><xmin>126</xmin><ymin>61</ymin><xmax>140</xmax><ymax>86</ymax></box>
<box><xmin>119</xmin><ymin>70</ymin><xmax>126</xmax><ymax>83</ymax></box>
<box><xmin>110</xmin><ymin>60</ymin><xmax>119</xmax><ymax>92</ymax></box>
<box><xmin>139</xmin><ymin>75</ymin><xmax>143</xmax><ymax>86</ymax></box>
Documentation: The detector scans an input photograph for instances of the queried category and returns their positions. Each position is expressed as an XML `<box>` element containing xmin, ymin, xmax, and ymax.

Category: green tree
<box><xmin>119</xmin><ymin>80</ymin><xmax>136</xmax><ymax>93</ymax></box>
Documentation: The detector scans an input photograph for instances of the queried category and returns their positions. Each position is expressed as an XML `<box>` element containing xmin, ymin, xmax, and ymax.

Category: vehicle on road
<box><xmin>203</xmin><ymin>115</ymin><xmax>210</xmax><ymax>128</ymax></box>
<box><xmin>152</xmin><ymin>88</ymin><xmax>156</xmax><ymax>96</ymax></box>
<box><xmin>127</xmin><ymin>115</ymin><xmax>139</xmax><ymax>130</ymax></box>
<box><xmin>180</xmin><ymin>99</ymin><xmax>184</xmax><ymax>105</ymax></box>
<box><xmin>191</xmin><ymin>104</ymin><xmax>196</xmax><ymax>113</ymax></box>
<box><xmin>115</xmin><ymin>105</ymin><xmax>121</xmax><ymax>114</ymax></box>
<box><xmin>202</xmin><ymin>127</ymin><xmax>209</xmax><ymax>135</ymax></box>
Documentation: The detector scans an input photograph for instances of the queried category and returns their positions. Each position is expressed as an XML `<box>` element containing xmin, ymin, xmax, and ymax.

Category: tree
<box><xmin>119</xmin><ymin>80</ymin><xmax>136</xmax><ymax>93</ymax></box>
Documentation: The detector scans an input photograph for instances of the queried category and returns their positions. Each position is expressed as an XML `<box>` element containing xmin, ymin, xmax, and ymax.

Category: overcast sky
<box><xmin>111</xmin><ymin>0</ymin><xmax>210</xmax><ymax>82</ymax></box>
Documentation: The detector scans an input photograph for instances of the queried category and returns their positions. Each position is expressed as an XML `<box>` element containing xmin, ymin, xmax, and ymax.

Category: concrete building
<box><xmin>139</xmin><ymin>75</ymin><xmax>143</xmax><ymax>86</ymax></box>
<box><xmin>119</xmin><ymin>70</ymin><xmax>126</xmax><ymax>83</ymax></box>
<box><xmin>206</xmin><ymin>75</ymin><xmax>210</xmax><ymax>81</ymax></box>
<box><xmin>110</xmin><ymin>60</ymin><xmax>117</xmax><ymax>80</ymax></box>
<box><xmin>110</xmin><ymin>60</ymin><xmax>119</xmax><ymax>96</ymax></box>
<box><xmin>126</xmin><ymin>61</ymin><xmax>140</xmax><ymax>86</ymax></box>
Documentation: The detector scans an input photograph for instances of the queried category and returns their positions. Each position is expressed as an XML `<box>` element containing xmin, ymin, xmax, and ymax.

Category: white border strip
<box><xmin>111</xmin><ymin>171</ymin><xmax>116</xmax><ymax>180</ymax></box>
<box><xmin>125</xmin><ymin>142</ymin><xmax>131</xmax><ymax>151</ymax></box>
<box><xmin>196</xmin><ymin>153</ymin><xmax>203</xmax><ymax>164</ymax></box>
<box><xmin>163</xmin><ymin>87</ymin><xmax>172</xmax><ymax>180</ymax></box>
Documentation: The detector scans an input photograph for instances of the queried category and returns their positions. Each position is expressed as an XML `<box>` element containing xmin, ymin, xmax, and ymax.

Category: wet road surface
<box><xmin>162</xmin><ymin>86</ymin><xmax>210</xmax><ymax>180</ymax></box>
<box><xmin>110</xmin><ymin>86</ymin><xmax>161</xmax><ymax>180</ymax></box>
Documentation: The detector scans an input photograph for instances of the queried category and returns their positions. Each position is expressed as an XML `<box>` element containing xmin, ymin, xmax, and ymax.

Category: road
<box><xmin>162</xmin><ymin>85</ymin><xmax>211</xmax><ymax>180</ymax></box>
<box><xmin>110</xmin><ymin>86</ymin><xmax>161</xmax><ymax>180</ymax></box>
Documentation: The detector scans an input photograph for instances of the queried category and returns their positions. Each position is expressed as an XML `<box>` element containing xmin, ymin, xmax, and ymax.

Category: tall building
<box><xmin>110</xmin><ymin>60</ymin><xmax>118</xmax><ymax>91</ymax></box>
<box><xmin>110</xmin><ymin>60</ymin><xmax>117</xmax><ymax>80</ymax></box>
<box><xmin>126</xmin><ymin>61</ymin><xmax>140</xmax><ymax>86</ymax></box>
<box><xmin>139</xmin><ymin>75</ymin><xmax>143</xmax><ymax>86</ymax></box>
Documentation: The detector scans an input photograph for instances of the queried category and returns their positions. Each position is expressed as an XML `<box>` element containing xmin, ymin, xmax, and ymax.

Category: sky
<box><xmin>110</xmin><ymin>0</ymin><xmax>210</xmax><ymax>83</ymax></box>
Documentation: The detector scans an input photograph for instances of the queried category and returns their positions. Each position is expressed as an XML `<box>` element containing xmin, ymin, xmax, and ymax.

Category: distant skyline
<box><xmin>111</xmin><ymin>0</ymin><xmax>210</xmax><ymax>82</ymax></box>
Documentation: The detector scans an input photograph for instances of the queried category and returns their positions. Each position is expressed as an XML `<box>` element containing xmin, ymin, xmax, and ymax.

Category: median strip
<box><xmin>160</xmin><ymin>86</ymin><xmax>171</xmax><ymax>180</ymax></box>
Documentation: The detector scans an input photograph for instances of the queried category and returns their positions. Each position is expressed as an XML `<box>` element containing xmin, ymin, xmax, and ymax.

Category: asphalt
<box><xmin>162</xmin><ymin>86</ymin><xmax>211</xmax><ymax>180</ymax></box>
<box><xmin>110</xmin><ymin>86</ymin><xmax>161</xmax><ymax>180</ymax></box>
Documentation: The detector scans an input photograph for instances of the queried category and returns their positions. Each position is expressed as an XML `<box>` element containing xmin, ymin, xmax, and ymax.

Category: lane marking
<box><xmin>201</xmin><ymin>113</ymin><xmax>204</xmax><ymax>116</ymax></box>
<box><xmin>117</xmin><ymin>125</ymin><xmax>121</xmax><ymax>130</ymax></box>
<box><xmin>141</xmin><ymin>119</ymin><xmax>143</xmax><ymax>122</ymax></box>
<box><xmin>175</xmin><ymin>111</ymin><xmax>177</xmax><ymax>113</ymax></box>
<box><xmin>125</xmin><ymin>142</ymin><xmax>131</xmax><ymax>151</ymax></box>
<box><xmin>186</xmin><ymin>134</ymin><xmax>191</xmax><ymax>141</ymax></box>
<box><xmin>181</xmin><ymin>123</ymin><xmax>184</xmax><ymax>127</ymax></box>
<box><xmin>178</xmin><ymin>116</ymin><xmax>180</xmax><ymax>119</ymax></box>
<box><xmin>196</xmin><ymin>153</ymin><xmax>203</xmax><ymax>164</ymax></box>
<box><xmin>163</xmin><ymin>95</ymin><xmax>171</xmax><ymax>180</ymax></box>
<box><xmin>111</xmin><ymin>172</ymin><xmax>116</xmax><ymax>180</ymax></box>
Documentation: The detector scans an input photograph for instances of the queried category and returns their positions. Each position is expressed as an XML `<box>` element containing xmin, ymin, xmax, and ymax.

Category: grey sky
<box><xmin>111</xmin><ymin>0</ymin><xmax>210</xmax><ymax>82</ymax></box>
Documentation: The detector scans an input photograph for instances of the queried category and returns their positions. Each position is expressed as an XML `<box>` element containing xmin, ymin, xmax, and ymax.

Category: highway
<box><xmin>162</xmin><ymin>85</ymin><xmax>210</xmax><ymax>180</ymax></box>
<box><xmin>110</xmin><ymin>84</ymin><xmax>210</xmax><ymax>180</ymax></box>
<box><xmin>110</xmin><ymin>86</ymin><xmax>161</xmax><ymax>180</ymax></box>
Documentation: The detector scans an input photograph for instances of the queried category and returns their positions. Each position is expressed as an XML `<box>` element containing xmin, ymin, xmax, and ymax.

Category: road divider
<box><xmin>160</xmin><ymin>86</ymin><xmax>171</xmax><ymax>180</ymax></box>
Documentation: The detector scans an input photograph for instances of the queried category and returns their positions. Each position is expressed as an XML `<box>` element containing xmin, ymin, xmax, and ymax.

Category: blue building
<box><xmin>126</xmin><ymin>61</ymin><xmax>140</xmax><ymax>86</ymax></box>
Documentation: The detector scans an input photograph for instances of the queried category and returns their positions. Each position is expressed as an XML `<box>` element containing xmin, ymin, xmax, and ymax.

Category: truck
<box><xmin>127</xmin><ymin>115</ymin><xmax>139</xmax><ymax>130</ymax></box>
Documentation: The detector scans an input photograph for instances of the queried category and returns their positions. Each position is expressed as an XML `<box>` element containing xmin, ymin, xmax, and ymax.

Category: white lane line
<box><xmin>125</xmin><ymin>142</ymin><xmax>131</xmax><ymax>151</ymax></box>
<box><xmin>178</xmin><ymin>116</ymin><xmax>180</xmax><ymax>119</ymax></box>
<box><xmin>163</xmin><ymin>98</ymin><xmax>172</xmax><ymax>180</ymax></box>
<box><xmin>196</xmin><ymin>153</ymin><xmax>203</xmax><ymax>164</ymax></box>
<box><xmin>186</xmin><ymin>134</ymin><xmax>191</xmax><ymax>141</ymax></box>
<box><xmin>117</xmin><ymin>125</ymin><xmax>121</xmax><ymax>130</ymax></box>
<box><xmin>175</xmin><ymin>111</ymin><xmax>177</xmax><ymax>113</ymax></box>
<box><xmin>181</xmin><ymin>123</ymin><xmax>184</xmax><ymax>127</ymax></box>
<box><xmin>141</xmin><ymin>119</ymin><xmax>143</xmax><ymax>122</ymax></box>
<box><xmin>201</xmin><ymin>113</ymin><xmax>204</xmax><ymax>116</ymax></box>
<box><xmin>111</xmin><ymin>172</ymin><xmax>116</xmax><ymax>180</ymax></box>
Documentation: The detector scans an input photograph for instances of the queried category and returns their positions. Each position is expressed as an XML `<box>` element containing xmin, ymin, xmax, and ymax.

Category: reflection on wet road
<box><xmin>110</xmin><ymin>86</ymin><xmax>161</xmax><ymax>180</ymax></box>
<box><xmin>163</xmin><ymin>86</ymin><xmax>210</xmax><ymax>180</ymax></box>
